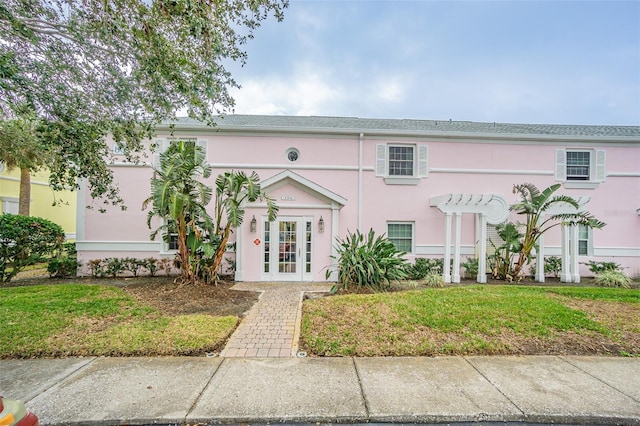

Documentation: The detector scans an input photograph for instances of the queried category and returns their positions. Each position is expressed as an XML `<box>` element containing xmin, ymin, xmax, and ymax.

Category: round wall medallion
<box><xmin>286</xmin><ymin>148</ymin><xmax>299</xmax><ymax>162</ymax></box>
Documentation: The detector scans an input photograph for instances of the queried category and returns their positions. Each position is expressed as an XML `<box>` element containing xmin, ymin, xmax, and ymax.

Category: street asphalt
<box><xmin>0</xmin><ymin>355</ymin><xmax>638</xmax><ymax>426</ymax></box>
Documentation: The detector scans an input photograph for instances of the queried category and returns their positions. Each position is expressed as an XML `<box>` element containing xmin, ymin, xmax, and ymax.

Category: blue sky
<box><xmin>226</xmin><ymin>0</ymin><xmax>640</xmax><ymax>126</ymax></box>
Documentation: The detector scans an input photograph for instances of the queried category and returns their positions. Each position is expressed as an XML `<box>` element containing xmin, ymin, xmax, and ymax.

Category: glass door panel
<box><xmin>278</xmin><ymin>221</ymin><xmax>297</xmax><ymax>273</ymax></box>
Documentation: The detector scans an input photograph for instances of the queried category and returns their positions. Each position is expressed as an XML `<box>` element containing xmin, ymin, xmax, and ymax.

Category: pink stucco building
<box><xmin>76</xmin><ymin>115</ymin><xmax>640</xmax><ymax>282</ymax></box>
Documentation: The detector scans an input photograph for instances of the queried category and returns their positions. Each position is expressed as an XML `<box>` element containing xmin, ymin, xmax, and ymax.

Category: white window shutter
<box><xmin>595</xmin><ymin>150</ymin><xmax>606</xmax><ymax>182</ymax></box>
<box><xmin>555</xmin><ymin>148</ymin><xmax>566</xmax><ymax>181</ymax></box>
<box><xmin>376</xmin><ymin>144</ymin><xmax>387</xmax><ymax>177</ymax></box>
<box><xmin>197</xmin><ymin>139</ymin><xmax>207</xmax><ymax>157</ymax></box>
<box><xmin>417</xmin><ymin>145</ymin><xmax>428</xmax><ymax>178</ymax></box>
<box><xmin>153</xmin><ymin>139</ymin><xmax>167</xmax><ymax>169</ymax></box>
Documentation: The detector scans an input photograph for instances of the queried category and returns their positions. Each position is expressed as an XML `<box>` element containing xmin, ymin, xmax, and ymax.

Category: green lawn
<box><xmin>301</xmin><ymin>285</ymin><xmax>640</xmax><ymax>357</ymax></box>
<box><xmin>0</xmin><ymin>284</ymin><xmax>237</xmax><ymax>358</ymax></box>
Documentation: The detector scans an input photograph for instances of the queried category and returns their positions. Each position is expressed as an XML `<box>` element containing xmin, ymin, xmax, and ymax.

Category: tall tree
<box><xmin>0</xmin><ymin>113</ymin><xmax>47</xmax><ymax>215</ymax></box>
<box><xmin>0</xmin><ymin>0</ymin><xmax>287</xmax><ymax>208</ymax></box>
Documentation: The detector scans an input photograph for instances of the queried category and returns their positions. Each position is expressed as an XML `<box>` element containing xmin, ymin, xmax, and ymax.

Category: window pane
<box><xmin>388</xmin><ymin>146</ymin><xmax>414</xmax><ymax>176</ymax></box>
<box><xmin>566</xmin><ymin>151</ymin><xmax>590</xmax><ymax>180</ymax></box>
<box><xmin>388</xmin><ymin>223</ymin><xmax>413</xmax><ymax>252</ymax></box>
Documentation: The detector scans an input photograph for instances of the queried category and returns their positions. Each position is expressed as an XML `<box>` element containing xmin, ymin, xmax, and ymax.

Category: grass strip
<box><xmin>301</xmin><ymin>285</ymin><xmax>639</xmax><ymax>357</ymax></box>
<box><xmin>1</xmin><ymin>284</ymin><xmax>237</xmax><ymax>358</ymax></box>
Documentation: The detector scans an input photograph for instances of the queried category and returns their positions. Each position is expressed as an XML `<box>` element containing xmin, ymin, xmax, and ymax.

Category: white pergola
<box><xmin>535</xmin><ymin>196</ymin><xmax>591</xmax><ymax>283</ymax></box>
<box><xmin>429</xmin><ymin>193</ymin><xmax>510</xmax><ymax>283</ymax></box>
<box><xmin>430</xmin><ymin>193</ymin><xmax>592</xmax><ymax>284</ymax></box>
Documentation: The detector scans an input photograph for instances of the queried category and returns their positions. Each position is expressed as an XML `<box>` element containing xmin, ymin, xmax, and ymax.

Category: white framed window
<box><xmin>387</xmin><ymin>222</ymin><xmax>414</xmax><ymax>253</ymax></box>
<box><xmin>555</xmin><ymin>148</ymin><xmax>605</xmax><ymax>188</ymax></box>
<box><xmin>1</xmin><ymin>197</ymin><xmax>19</xmax><ymax>214</ymax></box>
<box><xmin>577</xmin><ymin>224</ymin><xmax>592</xmax><ymax>256</ymax></box>
<box><xmin>376</xmin><ymin>144</ymin><xmax>428</xmax><ymax>184</ymax></box>
<box><xmin>112</xmin><ymin>144</ymin><xmax>124</xmax><ymax>155</ymax></box>
<box><xmin>162</xmin><ymin>220</ymin><xmax>178</xmax><ymax>252</ymax></box>
<box><xmin>286</xmin><ymin>147</ymin><xmax>300</xmax><ymax>162</ymax></box>
<box><xmin>153</xmin><ymin>138</ymin><xmax>207</xmax><ymax>168</ymax></box>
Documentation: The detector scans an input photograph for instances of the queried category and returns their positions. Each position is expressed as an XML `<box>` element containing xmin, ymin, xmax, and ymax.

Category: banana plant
<box><xmin>143</xmin><ymin>140</ymin><xmax>212</xmax><ymax>285</ymax></box>
<box><xmin>509</xmin><ymin>183</ymin><xmax>605</xmax><ymax>279</ymax></box>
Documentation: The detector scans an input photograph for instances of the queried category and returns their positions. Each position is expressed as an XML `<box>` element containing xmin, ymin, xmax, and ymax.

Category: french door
<box><xmin>264</xmin><ymin>216</ymin><xmax>312</xmax><ymax>281</ymax></box>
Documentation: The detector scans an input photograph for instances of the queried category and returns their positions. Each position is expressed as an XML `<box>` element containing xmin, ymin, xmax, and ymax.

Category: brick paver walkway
<box><xmin>220</xmin><ymin>283</ymin><xmax>333</xmax><ymax>358</ymax></box>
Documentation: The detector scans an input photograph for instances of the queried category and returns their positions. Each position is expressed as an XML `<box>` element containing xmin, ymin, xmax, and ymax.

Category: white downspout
<box><xmin>358</xmin><ymin>132</ymin><xmax>363</xmax><ymax>230</ymax></box>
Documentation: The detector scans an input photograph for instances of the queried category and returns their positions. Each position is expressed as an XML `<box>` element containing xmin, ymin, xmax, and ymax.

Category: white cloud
<box><xmin>231</xmin><ymin>64</ymin><xmax>345</xmax><ymax>116</ymax></box>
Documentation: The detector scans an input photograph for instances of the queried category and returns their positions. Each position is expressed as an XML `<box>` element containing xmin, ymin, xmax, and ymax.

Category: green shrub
<box><xmin>0</xmin><ymin>214</ymin><xmax>65</xmax><ymax>282</ymax></box>
<box><xmin>424</xmin><ymin>272</ymin><xmax>445</xmax><ymax>288</ymax></box>
<box><xmin>595</xmin><ymin>270</ymin><xmax>631</xmax><ymax>288</ymax></box>
<box><xmin>122</xmin><ymin>257</ymin><xmax>146</xmax><ymax>277</ymax></box>
<box><xmin>88</xmin><ymin>259</ymin><xmax>107</xmax><ymax>278</ymax></box>
<box><xmin>583</xmin><ymin>260</ymin><xmax>622</xmax><ymax>274</ymax></box>
<box><xmin>144</xmin><ymin>258</ymin><xmax>160</xmax><ymax>276</ymax></box>
<box><xmin>47</xmin><ymin>257</ymin><xmax>80</xmax><ymax>278</ymax></box>
<box><xmin>461</xmin><ymin>257</ymin><xmax>478</xmax><ymax>278</ymax></box>
<box><xmin>403</xmin><ymin>258</ymin><xmax>429</xmax><ymax>280</ymax></box>
<box><xmin>331</xmin><ymin>229</ymin><xmax>407</xmax><ymax>291</ymax></box>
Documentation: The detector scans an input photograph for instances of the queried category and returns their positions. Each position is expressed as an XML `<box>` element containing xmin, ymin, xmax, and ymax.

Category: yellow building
<box><xmin>0</xmin><ymin>164</ymin><xmax>76</xmax><ymax>239</ymax></box>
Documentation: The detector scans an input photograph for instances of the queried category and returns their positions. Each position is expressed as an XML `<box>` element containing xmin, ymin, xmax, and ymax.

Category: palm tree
<box><xmin>510</xmin><ymin>183</ymin><xmax>605</xmax><ymax>278</ymax></box>
<box><xmin>143</xmin><ymin>140</ymin><xmax>212</xmax><ymax>284</ymax></box>
<box><xmin>211</xmin><ymin>171</ymin><xmax>279</xmax><ymax>277</ymax></box>
<box><xmin>0</xmin><ymin>115</ymin><xmax>46</xmax><ymax>216</ymax></box>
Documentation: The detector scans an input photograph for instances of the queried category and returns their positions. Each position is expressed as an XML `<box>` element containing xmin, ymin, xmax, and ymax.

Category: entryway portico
<box><xmin>236</xmin><ymin>170</ymin><xmax>347</xmax><ymax>282</ymax></box>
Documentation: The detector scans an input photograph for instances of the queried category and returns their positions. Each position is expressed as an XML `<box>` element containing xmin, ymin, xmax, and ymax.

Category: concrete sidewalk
<box><xmin>1</xmin><ymin>356</ymin><xmax>639</xmax><ymax>425</ymax></box>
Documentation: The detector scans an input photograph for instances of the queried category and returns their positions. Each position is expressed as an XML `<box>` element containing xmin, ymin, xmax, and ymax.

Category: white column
<box><xmin>330</xmin><ymin>204</ymin><xmax>340</xmax><ymax>281</ymax></box>
<box><xmin>477</xmin><ymin>213</ymin><xmax>487</xmax><ymax>283</ymax></box>
<box><xmin>452</xmin><ymin>212</ymin><xmax>462</xmax><ymax>283</ymax></box>
<box><xmin>570</xmin><ymin>224</ymin><xmax>581</xmax><ymax>283</ymax></box>
<box><xmin>560</xmin><ymin>225</ymin><xmax>572</xmax><ymax>282</ymax></box>
<box><xmin>235</xmin><ymin>218</ymin><xmax>244</xmax><ymax>281</ymax></box>
<box><xmin>535</xmin><ymin>232</ymin><xmax>545</xmax><ymax>283</ymax></box>
<box><xmin>443</xmin><ymin>213</ymin><xmax>452</xmax><ymax>283</ymax></box>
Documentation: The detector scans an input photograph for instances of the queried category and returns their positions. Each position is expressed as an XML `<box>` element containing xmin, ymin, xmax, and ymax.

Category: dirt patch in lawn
<box><xmin>6</xmin><ymin>274</ymin><xmax>260</xmax><ymax>318</ymax></box>
<box><xmin>121</xmin><ymin>277</ymin><xmax>259</xmax><ymax>317</ymax></box>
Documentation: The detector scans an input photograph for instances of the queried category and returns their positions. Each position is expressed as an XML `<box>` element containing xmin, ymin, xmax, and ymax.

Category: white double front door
<box><xmin>264</xmin><ymin>216</ymin><xmax>313</xmax><ymax>281</ymax></box>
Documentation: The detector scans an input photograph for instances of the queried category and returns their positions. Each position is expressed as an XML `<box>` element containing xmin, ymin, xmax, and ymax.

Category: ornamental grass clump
<box><xmin>331</xmin><ymin>229</ymin><xmax>407</xmax><ymax>292</ymax></box>
<box><xmin>595</xmin><ymin>270</ymin><xmax>632</xmax><ymax>289</ymax></box>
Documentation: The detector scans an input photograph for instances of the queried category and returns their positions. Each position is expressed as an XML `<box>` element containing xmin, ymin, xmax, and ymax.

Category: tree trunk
<box><xmin>18</xmin><ymin>167</ymin><xmax>30</xmax><ymax>216</ymax></box>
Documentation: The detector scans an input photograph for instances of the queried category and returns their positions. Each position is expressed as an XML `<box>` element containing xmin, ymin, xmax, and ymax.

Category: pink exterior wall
<box><xmin>77</xmin><ymin>119</ymin><xmax>640</xmax><ymax>280</ymax></box>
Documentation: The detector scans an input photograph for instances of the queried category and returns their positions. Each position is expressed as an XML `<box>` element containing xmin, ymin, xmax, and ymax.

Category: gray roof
<box><xmin>170</xmin><ymin>115</ymin><xmax>640</xmax><ymax>139</ymax></box>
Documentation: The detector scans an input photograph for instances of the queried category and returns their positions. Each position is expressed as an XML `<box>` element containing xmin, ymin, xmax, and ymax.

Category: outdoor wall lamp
<box><xmin>250</xmin><ymin>215</ymin><xmax>257</xmax><ymax>233</ymax></box>
<box><xmin>318</xmin><ymin>216</ymin><xmax>325</xmax><ymax>233</ymax></box>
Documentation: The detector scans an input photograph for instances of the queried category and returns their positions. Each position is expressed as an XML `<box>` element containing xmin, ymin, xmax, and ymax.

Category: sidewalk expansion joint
<box><xmin>462</xmin><ymin>356</ymin><xmax>525</xmax><ymax>416</ymax></box>
<box><xmin>559</xmin><ymin>355</ymin><xmax>640</xmax><ymax>404</ymax></box>
<box><xmin>351</xmin><ymin>357</ymin><xmax>371</xmax><ymax>418</ymax></box>
<box><xmin>185</xmin><ymin>357</ymin><xmax>226</xmax><ymax>422</ymax></box>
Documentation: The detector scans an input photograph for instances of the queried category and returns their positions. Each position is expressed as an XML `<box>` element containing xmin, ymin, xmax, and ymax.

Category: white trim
<box><xmin>564</xmin><ymin>182</ymin><xmax>600</xmax><ymax>189</ymax></box>
<box><xmin>260</xmin><ymin>170</ymin><xmax>347</xmax><ymax>206</ymax></box>
<box><xmin>384</xmin><ymin>177</ymin><xmax>420</xmax><ymax>185</ymax></box>
<box><xmin>250</xmin><ymin>202</ymin><xmax>334</xmax><ymax>210</ymax></box>
<box><xmin>431</xmin><ymin>168</ymin><xmax>553</xmax><ymax>176</ymax></box>
<box><xmin>75</xmin><ymin>179</ymin><xmax>86</xmax><ymax>241</ymax></box>
<box><xmin>358</xmin><ymin>133</ymin><xmax>363</xmax><ymax>229</ymax></box>
<box><xmin>76</xmin><ymin>241</ymin><xmax>162</xmax><ymax>252</ymax></box>
<box><xmin>608</xmin><ymin>172</ymin><xmax>640</xmax><ymax>177</ymax></box>
<box><xmin>111</xmin><ymin>162</ymin><xmax>152</xmax><ymax>168</ymax></box>
<box><xmin>0</xmin><ymin>175</ymin><xmax>51</xmax><ymax>186</ymax></box>
<box><xmin>593</xmin><ymin>247</ymin><xmax>640</xmax><ymax>257</ymax></box>
<box><xmin>65</xmin><ymin>233</ymin><xmax>77</xmax><ymax>240</ymax></box>
<box><xmin>211</xmin><ymin>163</ymin><xmax>374</xmax><ymax>172</ymax></box>
<box><xmin>416</xmin><ymin>244</ymin><xmax>496</xmax><ymax>256</ymax></box>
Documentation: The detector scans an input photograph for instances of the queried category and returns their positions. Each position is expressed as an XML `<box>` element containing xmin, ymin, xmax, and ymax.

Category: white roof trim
<box><xmin>260</xmin><ymin>170</ymin><xmax>347</xmax><ymax>206</ymax></box>
<box><xmin>430</xmin><ymin>193</ymin><xmax>510</xmax><ymax>225</ymax></box>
